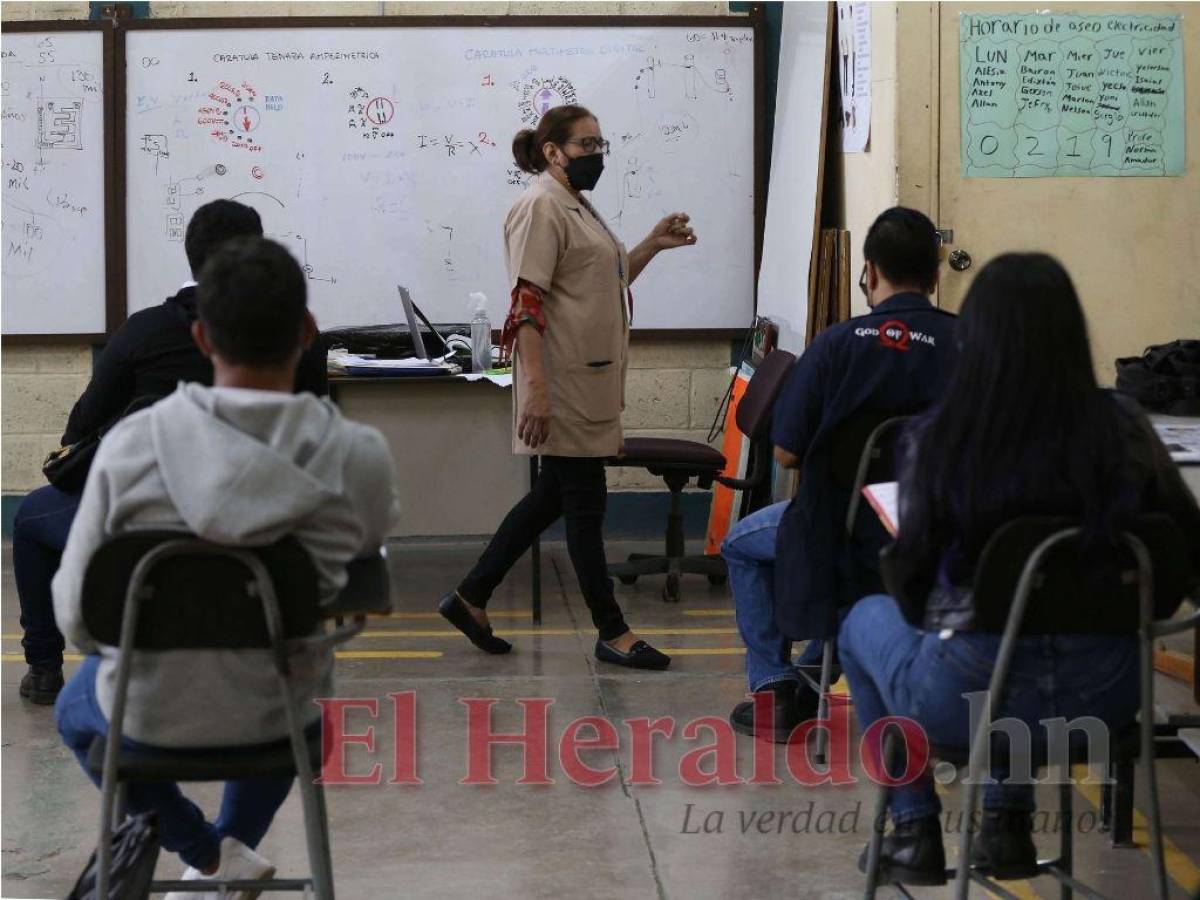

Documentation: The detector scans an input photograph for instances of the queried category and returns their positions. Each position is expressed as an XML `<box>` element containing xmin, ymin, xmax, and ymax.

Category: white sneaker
<box><xmin>163</xmin><ymin>836</ymin><xmax>275</xmax><ymax>900</ymax></box>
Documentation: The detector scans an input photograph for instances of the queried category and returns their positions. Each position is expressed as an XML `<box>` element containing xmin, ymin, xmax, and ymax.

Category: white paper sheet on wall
<box><xmin>837</xmin><ymin>1</ymin><xmax>871</xmax><ymax>153</ymax></box>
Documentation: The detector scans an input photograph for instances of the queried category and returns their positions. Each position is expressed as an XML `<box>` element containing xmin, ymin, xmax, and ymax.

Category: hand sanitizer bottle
<box><xmin>469</xmin><ymin>292</ymin><xmax>492</xmax><ymax>374</ymax></box>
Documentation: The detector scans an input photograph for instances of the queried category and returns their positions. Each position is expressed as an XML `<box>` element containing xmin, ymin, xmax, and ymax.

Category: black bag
<box><xmin>66</xmin><ymin>811</ymin><xmax>160</xmax><ymax>900</ymax></box>
<box><xmin>1115</xmin><ymin>339</ymin><xmax>1200</xmax><ymax>416</ymax></box>
<box><xmin>42</xmin><ymin>397</ymin><xmax>159</xmax><ymax>494</ymax></box>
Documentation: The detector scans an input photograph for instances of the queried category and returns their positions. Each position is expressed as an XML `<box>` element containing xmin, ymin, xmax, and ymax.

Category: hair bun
<box><xmin>512</xmin><ymin>128</ymin><xmax>541</xmax><ymax>174</ymax></box>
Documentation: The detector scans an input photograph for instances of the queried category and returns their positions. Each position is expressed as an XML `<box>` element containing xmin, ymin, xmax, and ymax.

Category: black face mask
<box><xmin>562</xmin><ymin>152</ymin><xmax>604</xmax><ymax>191</ymax></box>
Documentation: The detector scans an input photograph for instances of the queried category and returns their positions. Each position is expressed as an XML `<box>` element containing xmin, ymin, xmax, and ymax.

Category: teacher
<box><xmin>439</xmin><ymin>104</ymin><xmax>697</xmax><ymax>670</ymax></box>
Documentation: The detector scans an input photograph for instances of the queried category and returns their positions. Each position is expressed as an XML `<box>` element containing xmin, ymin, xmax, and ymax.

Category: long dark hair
<box><xmin>896</xmin><ymin>253</ymin><xmax>1135</xmax><ymax>582</ymax></box>
<box><xmin>512</xmin><ymin>104</ymin><xmax>596</xmax><ymax>174</ymax></box>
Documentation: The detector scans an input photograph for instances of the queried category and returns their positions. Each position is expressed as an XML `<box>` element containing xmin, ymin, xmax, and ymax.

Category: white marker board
<box><xmin>1</xmin><ymin>27</ymin><xmax>108</xmax><ymax>336</ymax></box>
<box><xmin>124</xmin><ymin>23</ymin><xmax>757</xmax><ymax>330</ymax></box>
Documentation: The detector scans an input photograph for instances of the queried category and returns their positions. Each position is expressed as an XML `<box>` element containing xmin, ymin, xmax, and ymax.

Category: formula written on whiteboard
<box><xmin>958</xmin><ymin>13</ymin><xmax>1184</xmax><ymax>177</ymax></box>
<box><xmin>124</xmin><ymin>26</ymin><xmax>757</xmax><ymax>331</ymax></box>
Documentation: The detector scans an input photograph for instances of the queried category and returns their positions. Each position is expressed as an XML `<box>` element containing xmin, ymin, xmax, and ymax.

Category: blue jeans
<box><xmin>55</xmin><ymin>656</ymin><xmax>294</xmax><ymax>871</ymax></box>
<box><xmin>13</xmin><ymin>484</ymin><xmax>81</xmax><ymax>667</ymax></box>
<box><xmin>838</xmin><ymin>594</ymin><xmax>1140</xmax><ymax>824</ymax></box>
<box><xmin>722</xmin><ymin>501</ymin><xmax>823</xmax><ymax>691</ymax></box>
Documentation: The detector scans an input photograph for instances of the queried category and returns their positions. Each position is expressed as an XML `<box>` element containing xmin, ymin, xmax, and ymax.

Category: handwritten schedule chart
<box><xmin>959</xmin><ymin>14</ymin><xmax>1184</xmax><ymax>178</ymax></box>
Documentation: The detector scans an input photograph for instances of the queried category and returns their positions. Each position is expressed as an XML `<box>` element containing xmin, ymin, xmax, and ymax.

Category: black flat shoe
<box><xmin>971</xmin><ymin>810</ymin><xmax>1039</xmax><ymax>880</ymax></box>
<box><xmin>858</xmin><ymin>815</ymin><xmax>947</xmax><ymax>886</ymax></box>
<box><xmin>595</xmin><ymin>639</ymin><xmax>671</xmax><ymax>670</ymax></box>
<box><xmin>19</xmin><ymin>665</ymin><xmax>64</xmax><ymax>705</ymax></box>
<box><xmin>438</xmin><ymin>593</ymin><xmax>512</xmax><ymax>655</ymax></box>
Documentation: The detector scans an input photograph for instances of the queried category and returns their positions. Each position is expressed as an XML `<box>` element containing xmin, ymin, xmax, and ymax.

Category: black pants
<box><xmin>458</xmin><ymin>456</ymin><xmax>629</xmax><ymax>641</ymax></box>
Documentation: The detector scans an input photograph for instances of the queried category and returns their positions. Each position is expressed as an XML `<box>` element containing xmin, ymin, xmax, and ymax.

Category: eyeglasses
<box><xmin>858</xmin><ymin>264</ymin><xmax>868</xmax><ymax>297</ymax></box>
<box><xmin>562</xmin><ymin>137</ymin><xmax>610</xmax><ymax>156</ymax></box>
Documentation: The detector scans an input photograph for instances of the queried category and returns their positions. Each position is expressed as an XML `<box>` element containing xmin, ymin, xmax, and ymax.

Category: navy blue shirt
<box><xmin>772</xmin><ymin>291</ymin><xmax>957</xmax><ymax>639</ymax></box>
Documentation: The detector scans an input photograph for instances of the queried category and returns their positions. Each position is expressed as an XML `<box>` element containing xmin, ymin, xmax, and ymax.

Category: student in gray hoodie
<box><xmin>53</xmin><ymin>236</ymin><xmax>399</xmax><ymax>899</ymax></box>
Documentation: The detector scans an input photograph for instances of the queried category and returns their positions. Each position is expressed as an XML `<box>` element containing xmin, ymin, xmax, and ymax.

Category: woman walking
<box><xmin>439</xmin><ymin>104</ymin><xmax>697</xmax><ymax>669</ymax></box>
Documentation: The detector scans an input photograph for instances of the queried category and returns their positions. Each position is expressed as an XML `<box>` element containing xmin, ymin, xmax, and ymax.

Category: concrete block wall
<box><xmin>0</xmin><ymin>0</ymin><xmax>738</xmax><ymax>498</ymax></box>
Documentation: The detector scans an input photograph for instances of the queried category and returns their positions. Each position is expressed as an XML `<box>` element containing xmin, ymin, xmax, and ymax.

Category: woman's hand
<box><xmin>629</xmin><ymin>213</ymin><xmax>697</xmax><ymax>283</ymax></box>
<box><xmin>518</xmin><ymin>380</ymin><xmax>552</xmax><ymax>449</ymax></box>
<box><xmin>647</xmin><ymin>212</ymin><xmax>697</xmax><ymax>252</ymax></box>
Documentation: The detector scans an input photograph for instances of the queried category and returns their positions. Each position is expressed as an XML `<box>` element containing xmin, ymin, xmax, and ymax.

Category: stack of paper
<box><xmin>862</xmin><ymin>481</ymin><xmax>899</xmax><ymax>536</ymax></box>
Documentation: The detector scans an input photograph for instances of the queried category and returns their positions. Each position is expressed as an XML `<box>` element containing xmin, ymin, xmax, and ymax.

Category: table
<box><xmin>1151</xmin><ymin>414</ymin><xmax>1200</xmax><ymax>703</ymax></box>
<box><xmin>329</xmin><ymin>375</ymin><xmax>542</xmax><ymax>622</ymax></box>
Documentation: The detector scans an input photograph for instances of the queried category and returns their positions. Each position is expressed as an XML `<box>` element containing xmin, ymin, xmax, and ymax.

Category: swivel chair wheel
<box><xmin>662</xmin><ymin>573</ymin><xmax>681</xmax><ymax>603</ymax></box>
<box><xmin>618</xmin><ymin>574</ymin><xmax>639</xmax><ymax>586</ymax></box>
<box><xmin>707</xmin><ymin>572</ymin><xmax>728</xmax><ymax>586</ymax></box>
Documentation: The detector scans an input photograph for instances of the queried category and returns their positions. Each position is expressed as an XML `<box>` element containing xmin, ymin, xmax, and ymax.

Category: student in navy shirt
<box><xmin>722</xmin><ymin>208</ymin><xmax>957</xmax><ymax>742</ymax></box>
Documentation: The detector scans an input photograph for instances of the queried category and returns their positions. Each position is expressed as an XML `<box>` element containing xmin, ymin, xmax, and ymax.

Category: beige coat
<box><xmin>505</xmin><ymin>171</ymin><xmax>630</xmax><ymax>458</ymax></box>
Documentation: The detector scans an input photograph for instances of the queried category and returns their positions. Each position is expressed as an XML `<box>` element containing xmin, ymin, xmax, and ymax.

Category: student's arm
<box><xmin>349</xmin><ymin>428</ymin><xmax>401</xmax><ymax>554</ymax></box>
<box><xmin>770</xmin><ymin>333</ymin><xmax>832</xmax><ymax>471</ymax></box>
<box><xmin>294</xmin><ymin>337</ymin><xmax>329</xmax><ymax>397</ymax></box>
<box><xmin>61</xmin><ymin>322</ymin><xmax>140</xmax><ymax>445</ymax></box>
<box><xmin>50</xmin><ymin>439</ymin><xmax>120</xmax><ymax>653</ymax></box>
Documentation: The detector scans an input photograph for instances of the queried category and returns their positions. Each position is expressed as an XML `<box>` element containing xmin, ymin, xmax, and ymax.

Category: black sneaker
<box><xmin>858</xmin><ymin>815</ymin><xmax>947</xmax><ymax>886</ymax></box>
<box><xmin>729</xmin><ymin>680</ymin><xmax>818</xmax><ymax>744</ymax></box>
<box><xmin>971</xmin><ymin>810</ymin><xmax>1038</xmax><ymax>880</ymax></box>
<box><xmin>19</xmin><ymin>666</ymin><xmax>64</xmax><ymax>705</ymax></box>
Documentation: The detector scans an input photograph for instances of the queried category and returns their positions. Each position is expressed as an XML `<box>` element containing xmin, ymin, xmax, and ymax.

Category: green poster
<box><xmin>960</xmin><ymin>13</ymin><xmax>1185</xmax><ymax>177</ymax></box>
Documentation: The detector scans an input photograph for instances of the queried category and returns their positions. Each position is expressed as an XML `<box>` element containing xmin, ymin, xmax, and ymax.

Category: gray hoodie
<box><xmin>52</xmin><ymin>383</ymin><xmax>399</xmax><ymax>747</ymax></box>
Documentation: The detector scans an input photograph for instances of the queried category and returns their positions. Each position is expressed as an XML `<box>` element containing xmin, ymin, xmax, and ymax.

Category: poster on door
<box><xmin>959</xmin><ymin>13</ymin><xmax>1184</xmax><ymax>178</ymax></box>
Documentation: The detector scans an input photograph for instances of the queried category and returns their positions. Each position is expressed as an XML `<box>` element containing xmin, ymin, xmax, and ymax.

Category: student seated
<box><xmin>52</xmin><ymin>237</ymin><xmax>398</xmax><ymax>899</ymax></box>
<box><xmin>722</xmin><ymin>208</ymin><xmax>956</xmax><ymax>742</ymax></box>
<box><xmin>15</xmin><ymin>199</ymin><xmax>327</xmax><ymax>705</ymax></box>
<box><xmin>839</xmin><ymin>253</ymin><xmax>1200</xmax><ymax>884</ymax></box>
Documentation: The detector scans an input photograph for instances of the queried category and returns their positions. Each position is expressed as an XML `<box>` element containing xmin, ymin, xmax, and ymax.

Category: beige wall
<box><xmin>0</xmin><ymin>0</ymin><xmax>735</xmax><ymax>495</ymax></box>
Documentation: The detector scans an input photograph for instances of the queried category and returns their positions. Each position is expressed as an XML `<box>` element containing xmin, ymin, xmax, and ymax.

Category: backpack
<box><xmin>1115</xmin><ymin>340</ymin><xmax>1200</xmax><ymax>415</ymax></box>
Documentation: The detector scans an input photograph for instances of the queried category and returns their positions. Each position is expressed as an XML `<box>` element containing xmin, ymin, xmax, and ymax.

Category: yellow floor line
<box><xmin>2</xmin><ymin>651</ymin><xmax>444</xmax><ymax>662</ymax></box>
<box><xmin>348</xmin><ymin>626</ymin><xmax>740</xmax><ymax>638</ymax></box>
<box><xmin>379</xmin><ymin>610</ymin><xmax>532</xmax><ymax>620</ymax></box>
<box><xmin>654</xmin><ymin>647</ymin><xmax>745</xmax><ymax>656</ymax></box>
<box><xmin>682</xmin><ymin>609</ymin><xmax>736</xmax><ymax>617</ymax></box>
<box><xmin>335</xmin><ymin>650</ymin><xmax>443</xmax><ymax>660</ymax></box>
<box><xmin>1071</xmin><ymin>764</ymin><xmax>1200</xmax><ymax>894</ymax></box>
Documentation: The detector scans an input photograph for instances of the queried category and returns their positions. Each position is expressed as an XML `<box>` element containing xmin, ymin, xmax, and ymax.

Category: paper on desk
<box><xmin>460</xmin><ymin>372</ymin><xmax>514</xmax><ymax>388</ymax></box>
<box><xmin>862</xmin><ymin>481</ymin><xmax>899</xmax><ymax>536</ymax></box>
<box><xmin>1154</xmin><ymin>422</ymin><xmax>1200</xmax><ymax>463</ymax></box>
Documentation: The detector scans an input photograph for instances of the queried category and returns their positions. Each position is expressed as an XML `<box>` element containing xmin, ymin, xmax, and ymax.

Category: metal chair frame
<box><xmin>861</xmin><ymin>525</ymin><xmax>1199</xmax><ymax>900</ymax></box>
<box><xmin>94</xmin><ymin>538</ymin><xmax>384</xmax><ymax>899</ymax></box>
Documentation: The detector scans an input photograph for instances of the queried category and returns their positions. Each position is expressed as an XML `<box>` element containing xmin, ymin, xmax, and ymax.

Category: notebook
<box><xmin>862</xmin><ymin>481</ymin><xmax>899</xmax><ymax>537</ymax></box>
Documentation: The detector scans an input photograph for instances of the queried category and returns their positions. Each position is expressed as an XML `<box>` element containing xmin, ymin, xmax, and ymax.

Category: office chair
<box><xmin>606</xmin><ymin>348</ymin><xmax>796</xmax><ymax>602</ymax></box>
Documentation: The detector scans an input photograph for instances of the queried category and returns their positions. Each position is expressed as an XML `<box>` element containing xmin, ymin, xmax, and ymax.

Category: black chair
<box><xmin>606</xmin><ymin>348</ymin><xmax>797</xmax><ymax>602</ymax></box>
<box><xmin>81</xmin><ymin>532</ymin><xmax>392</xmax><ymax>899</ymax></box>
<box><xmin>861</xmin><ymin>515</ymin><xmax>1196</xmax><ymax>900</ymax></box>
<box><xmin>798</xmin><ymin>411</ymin><xmax>912</xmax><ymax>764</ymax></box>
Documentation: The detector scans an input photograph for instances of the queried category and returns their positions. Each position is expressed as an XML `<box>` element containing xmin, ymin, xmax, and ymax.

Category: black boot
<box><xmin>729</xmin><ymin>680</ymin><xmax>817</xmax><ymax>743</ymax></box>
<box><xmin>858</xmin><ymin>815</ymin><xmax>947</xmax><ymax>886</ymax></box>
<box><xmin>971</xmin><ymin>810</ymin><xmax>1038</xmax><ymax>879</ymax></box>
<box><xmin>19</xmin><ymin>665</ymin><xmax>64</xmax><ymax>705</ymax></box>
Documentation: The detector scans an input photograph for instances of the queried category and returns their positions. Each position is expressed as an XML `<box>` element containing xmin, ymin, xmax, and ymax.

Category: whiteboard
<box><xmin>125</xmin><ymin>25</ymin><xmax>757</xmax><ymax>330</ymax></box>
<box><xmin>1</xmin><ymin>28</ymin><xmax>108</xmax><ymax>335</ymax></box>
<box><xmin>757</xmin><ymin>3</ymin><xmax>829</xmax><ymax>354</ymax></box>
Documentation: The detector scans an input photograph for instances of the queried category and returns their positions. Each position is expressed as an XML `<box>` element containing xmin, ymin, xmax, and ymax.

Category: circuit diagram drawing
<box><xmin>197</xmin><ymin>79</ymin><xmax>265</xmax><ymax>152</ymax></box>
<box><xmin>37</xmin><ymin>97</ymin><xmax>84</xmax><ymax>150</ymax></box>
